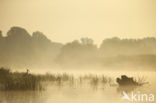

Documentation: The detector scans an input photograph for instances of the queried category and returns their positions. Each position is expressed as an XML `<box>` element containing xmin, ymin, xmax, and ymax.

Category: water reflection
<box><xmin>0</xmin><ymin>72</ymin><xmax>155</xmax><ymax>103</ymax></box>
<box><xmin>116</xmin><ymin>85</ymin><xmax>140</xmax><ymax>94</ymax></box>
<box><xmin>0</xmin><ymin>91</ymin><xmax>46</xmax><ymax>103</ymax></box>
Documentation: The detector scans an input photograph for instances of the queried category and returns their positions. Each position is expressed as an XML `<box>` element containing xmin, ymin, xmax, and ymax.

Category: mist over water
<box><xmin>0</xmin><ymin>27</ymin><xmax>155</xmax><ymax>103</ymax></box>
<box><xmin>0</xmin><ymin>70</ymin><xmax>155</xmax><ymax>103</ymax></box>
<box><xmin>0</xmin><ymin>0</ymin><xmax>156</xmax><ymax>102</ymax></box>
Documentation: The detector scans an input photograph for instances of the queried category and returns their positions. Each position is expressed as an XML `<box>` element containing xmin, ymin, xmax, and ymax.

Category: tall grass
<box><xmin>134</xmin><ymin>76</ymin><xmax>148</xmax><ymax>86</ymax></box>
<box><xmin>0</xmin><ymin>67</ymin><xmax>42</xmax><ymax>91</ymax></box>
<box><xmin>1</xmin><ymin>67</ymin><xmax>146</xmax><ymax>91</ymax></box>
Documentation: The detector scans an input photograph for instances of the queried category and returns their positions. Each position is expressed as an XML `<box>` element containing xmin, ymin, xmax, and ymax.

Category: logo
<box><xmin>122</xmin><ymin>91</ymin><xmax>155</xmax><ymax>102</ymax></box>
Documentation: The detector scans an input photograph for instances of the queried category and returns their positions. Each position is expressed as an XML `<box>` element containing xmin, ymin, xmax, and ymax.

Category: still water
<box><xmin>0</xmin><ymin>71</ymin><xmax>155</xmax><ymax>103</ymax></box>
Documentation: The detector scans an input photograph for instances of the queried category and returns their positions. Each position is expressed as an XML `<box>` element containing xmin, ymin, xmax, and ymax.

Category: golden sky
<box><xmin>0</xmin><ymin>0</ymin><xmax>156</xmax><ymax>44</ymax></box>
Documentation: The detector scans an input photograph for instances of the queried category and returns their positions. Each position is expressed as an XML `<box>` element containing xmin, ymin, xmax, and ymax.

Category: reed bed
<box><xmin>0</xmin><ymin>67</ymin><xmax>146</xmax><ymax>91</ymax></box>
<box><xmin>0</xmin><ymin>67</ymin><xmax>42</xmax><ymax>91</ymax></box>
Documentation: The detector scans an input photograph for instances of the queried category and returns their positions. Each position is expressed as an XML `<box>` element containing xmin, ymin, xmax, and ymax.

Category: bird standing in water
<box><xmin>26</xmin><ymin>69</ymin><xmax>29</xmax><ymax>75</ymax></box>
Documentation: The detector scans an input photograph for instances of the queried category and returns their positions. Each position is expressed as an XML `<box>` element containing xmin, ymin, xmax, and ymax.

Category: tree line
<box><xmin>0</xmin><ymin>26</ymin><xmax>156</xmax><ymax>70</ymax></box>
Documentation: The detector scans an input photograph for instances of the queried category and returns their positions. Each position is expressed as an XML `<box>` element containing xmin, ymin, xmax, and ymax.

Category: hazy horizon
<box><xmin>1</xmin><ymin>26</ymin><xmax>156</xmax><ymax>46</ymax></box>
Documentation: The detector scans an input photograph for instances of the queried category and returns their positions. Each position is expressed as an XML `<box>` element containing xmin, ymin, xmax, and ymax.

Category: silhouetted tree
<box><xmin>57</xmin><ymin>38</ymin><xmax>97</xmax><ymax>65</ymax></box>
<box><xmin>0</xmin><ymin>27</ymin><xmax>62</xmax><ymax>68</ymax></box>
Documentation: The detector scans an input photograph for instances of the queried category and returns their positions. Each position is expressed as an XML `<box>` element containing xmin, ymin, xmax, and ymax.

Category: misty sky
<box><xmin>0</xmin><ymin>0</ymin><xmax>156</xmax><ymax>44</ymax></box>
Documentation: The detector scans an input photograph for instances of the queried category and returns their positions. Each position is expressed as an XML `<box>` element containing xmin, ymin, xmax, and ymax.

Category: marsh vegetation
<box><xmin>0</xmin><ymin>67</ymin><xmax>147</xmax><ymax>91</ymax></box>
<box><xmin>0</xmin><ymin>67</ymin><xmax>154</xmax><ymax>103</ymax></box>
<box><xmin>0</xmin><ymin>67</ymin><xmax>42</xmax><ymax>90</ymax></box>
